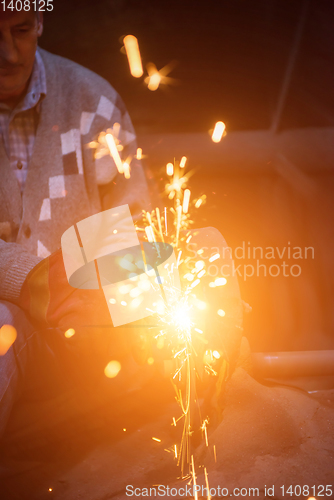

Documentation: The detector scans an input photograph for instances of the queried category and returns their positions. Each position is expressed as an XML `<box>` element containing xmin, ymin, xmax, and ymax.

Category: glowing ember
<box><xmin>182</xmin><ymin>189</ymin><xmax>191</xmax><ymax>214</ymax></box>
<box><xmin>145</xmin><ymin>61</ymin><xmax>176</xmax><ymax>90</ymax></box>
<box><xmin>147</xmin><ymin>70</ymin><xmax>161</xmax><ymax>91</ymax></box>
<box><xmin>215</xmin><ymin>277</ymin><xmax>227</xmax><ymax>286</ymax></box>
<box><xmin>166</xmin><ymin>162</ymin><xmax>174</xmax><ymax>176</ymax></box>
<box><xmin>123</xmin><ymin>162</ymin><xmax>131</xmax><ymax>179</ymax></box>
<box><xmin>180</xmin><ymin>156</ymin><xmax>187</xmax><ymax>168</ymax></box>
<box><xmin>136</xmin><ymin>147</ymin><xmax>142</xmax><ymax>159</ymax></box>
<box><xmin>152</xmin><ymin>437</ymin><xmax>161</xmax><ymax>442</ymax></box>
<box><xmin>64</xmin><ymin>328</ymin><xmax>75</xmax><ymax>338</ymax></box>
<box><xmin>123</xmin><ymin>35</ymin><xmax>143</xmax><ymax>78</ymax></box>
<box><xmin>211</xmin><ymin>121</ymin><xmax>226</xmax><ymax>143</ymax></box>
<box><xmin>104</xmin><ymin>360</ymin><xmax>121</xmax><ymax>378</ymax></box>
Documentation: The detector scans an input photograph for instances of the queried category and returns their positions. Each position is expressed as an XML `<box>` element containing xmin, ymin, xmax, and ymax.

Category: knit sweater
<box><xmin>0</xmin><ymin>48</ymin><xmax>150</xmax><ymax>304</ymax></box>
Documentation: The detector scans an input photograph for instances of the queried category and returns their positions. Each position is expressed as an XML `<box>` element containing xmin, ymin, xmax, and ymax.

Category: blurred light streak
<box><xmin>204</xmin><ymin>468</ymin><xmax>211</xmax><ymax>500</ymax></box>
<box><xmin>183</xmin><ymin>189</ymin><xmax>191</xmax><ymax>213</ymax></box>
<box><xmin>212</xmin><ymin>121</ymin><xmax>226</xmax><ymax>143</ymax></box>
<box><xmin>215</xmin><ymin>277</ymin><xmax>227</xmax><ymax>286</ymax></box>
<box><xmin>106</xmin><ymin>133</ymin><xmax>124</xmax><ymax>173</ymax></box>
<box><xmin>123</xmin><ymin>35</ymin><xmax>143</xmax><ymax>78</ymax></box>
<box><xmin>180</xmin><ymin>156</ymin><xmax>187</xmax><ymax>168</ymax></box>
<box><xmin>147</xmin><ymin>71</ymin><xmax>161</xmax><ymax>91</ymax></box>
<box><xmin>123</xmin><ymin>162</ymin><xmax>131</xmax><ymax>179</ymax></box>
<box><xmin>166</xmin><ymin>162</ymin><xmax>174</xmax><ymax>176</ymax></box>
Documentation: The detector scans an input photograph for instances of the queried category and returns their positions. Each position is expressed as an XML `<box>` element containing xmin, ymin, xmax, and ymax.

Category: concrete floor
<box><xmin>1</xmin><ymin>368</ymin><xmax>333</xmax><ymax>500</ymax></box>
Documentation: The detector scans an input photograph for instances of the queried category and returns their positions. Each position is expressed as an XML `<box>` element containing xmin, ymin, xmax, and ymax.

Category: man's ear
<box><xmin>37</xmin><ymin>13</ymin><xmax>43</xmax><ymax>37</ymax></box>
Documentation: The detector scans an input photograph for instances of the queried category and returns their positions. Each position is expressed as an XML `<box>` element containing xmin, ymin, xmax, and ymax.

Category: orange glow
<box><xmin>180</xmin><ymin>156</ymin><xmax>187</xmax><ymax>168</ymax></box>
<box><xmin>104</xmin><ymin>360</ymin><xmax>121</xmax><ymax>378</ymax></box>
<box><xmin>64</xmin><ymin>328</ymin><xmax>75</xmax><ymax>338</ymax></box>
<box><xmin>217</xmin><ymin>309</ymin><xmax>226</xmax><ymax>317</ymax></box>
<box><xmin>152</xmin><ymin>437</ymin><xmax>161</xmax><ymax>442</ymax></box>
<box><xmin>106</xmin><ymin>133</ymin><xmax>124</xmax><ymax>173</ymax></box>
<box><xmin>136</xmin><ymin>147</ymin><xmax>142</xmax><ymax>160</ymax></box>
<box><xmin>212</xmin><ymin>121</ymin><xmax>226</xmax><ymax>143</ymax></box>
<box><xmin>182</xmin><ymin>189</ymin><xmax>191</xmax><ymax>213</ymax></box>
<box><xmin>0</xmin><ymin>325</ymin><xmax>17</xmax><ymax>355</ymax></box>
<box><xmin>123</xmin><ymin>35</ymin><xmax>143</xmax><ymax>78</ymax></box>
<box><xmin>166</xmin><ymin>162</ymin><xmax>174</xmax><ymax>176</ymax></box>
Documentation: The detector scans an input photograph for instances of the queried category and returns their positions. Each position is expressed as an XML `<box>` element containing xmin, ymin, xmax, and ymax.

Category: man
<box><xmin>0</xmin><ymin>5</ymin><xmax>151</xmax><ymax>458</ymax></box>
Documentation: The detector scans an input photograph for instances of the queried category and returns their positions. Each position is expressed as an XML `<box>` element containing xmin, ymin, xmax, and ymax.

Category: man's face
<box><xmin>0</xmin><ymin>10</ymin><xmax>43</xmax><ymax>101</ymax></box>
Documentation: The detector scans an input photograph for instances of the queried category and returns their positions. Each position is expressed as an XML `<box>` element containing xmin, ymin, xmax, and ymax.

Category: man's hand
<box><xmin>19</xmin><ymin>249</ymin><xmax>112</xmax><ymax>331</ymax></box>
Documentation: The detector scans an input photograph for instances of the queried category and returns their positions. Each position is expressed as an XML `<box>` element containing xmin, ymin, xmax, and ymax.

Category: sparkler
<box><xmin>137</xmin><ymin>156</ymin><xmax>231</xmax><ymax>488</ymax></box>
<box><xmin>86</xmin><ymin>147</ymin><xmax>233</xmax><ymax>491</ymax></box>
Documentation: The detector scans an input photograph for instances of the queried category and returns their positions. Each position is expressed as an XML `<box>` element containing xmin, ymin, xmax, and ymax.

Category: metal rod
<box><xmin>252</xmin><ymin>350</ymin><xmax>334</xmax><ymax>378</ymax></box>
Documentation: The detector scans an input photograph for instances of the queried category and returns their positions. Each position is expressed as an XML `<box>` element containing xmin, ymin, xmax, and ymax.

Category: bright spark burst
<box><xmin>135</xmin><ymin>156</ymin><xmax>230</xmax><ymax>483</ymax></box>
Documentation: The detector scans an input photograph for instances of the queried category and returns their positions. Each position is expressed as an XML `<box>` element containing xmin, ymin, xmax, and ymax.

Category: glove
<box><xmin>19</xmin><ymin>249</ymin><xmax>112</xmax><ymax>332</ymax></box>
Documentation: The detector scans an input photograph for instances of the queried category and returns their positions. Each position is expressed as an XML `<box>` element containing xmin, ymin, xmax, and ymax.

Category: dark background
<box><xmin>40</xmin><ymin>0</ymin><xmax>334</xmax><ymax>352</ymax></box>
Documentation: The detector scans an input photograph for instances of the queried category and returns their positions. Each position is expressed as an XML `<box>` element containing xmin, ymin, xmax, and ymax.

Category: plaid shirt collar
<box><xmin>0</xmin><ymin>48</ymin><xmax>47</xmax><ymax>116</ymax></box>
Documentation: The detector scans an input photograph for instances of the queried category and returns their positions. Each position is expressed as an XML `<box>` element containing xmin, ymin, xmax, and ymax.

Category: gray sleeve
<box><xmin>0</xmin><ymin>239</ymin><xmax>42</xmax><ymax>304</ymax></box>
